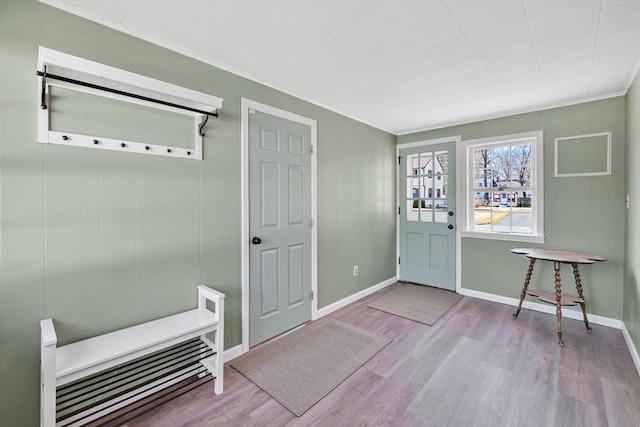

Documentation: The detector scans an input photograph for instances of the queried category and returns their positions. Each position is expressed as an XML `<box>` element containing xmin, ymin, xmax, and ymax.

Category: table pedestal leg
<box><xmin>572</xmin><ymin>262</ymin><xmax>592</xmax><ymax>333</ymax></box>
<box><xmin>554</xmin><ymin>261</ymin><xmax>564</xmax><ymax>347</ymax></box>
<box><xmin>513</xmin><ymin>258</ymin><xmax>536</xmax><ymax>319</ymax></box>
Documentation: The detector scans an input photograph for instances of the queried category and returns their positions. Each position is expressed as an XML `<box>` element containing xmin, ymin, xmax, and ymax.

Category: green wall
<box><xmin>624</xmin><ymin>69</ymin><xmax>640</xmax><ymax>358</ymax></box>
<box><xmin>399</xmin><ymin>98</ymin><xmax>627</xmax><ymax>319</ymax></box>
<box><xmin>0</xmin><ymin>1</ymin><xmax>397</xmax><ymax>424</ymax></box>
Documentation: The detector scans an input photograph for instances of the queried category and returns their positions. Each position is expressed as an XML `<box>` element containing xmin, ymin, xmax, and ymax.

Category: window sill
<box><xmin>460</xmin><ymin>230</ymin><xmax>545</xmax><ymax>244</ymax></box>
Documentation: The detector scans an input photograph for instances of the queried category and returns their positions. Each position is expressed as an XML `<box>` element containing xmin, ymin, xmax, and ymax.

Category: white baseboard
<box><xmin>223</xmin><ymin>344</ymin><xmax>243</xmax><ymax>363</ymax></box>
<box><xmin>315</xmin><ymin>276</ymin><xmax>397</xmax><ymax>319</ymax></box>
<box><xmin>458</xmin><ymin>287</ymin><xmax>622</xmax><ymax>329</ymax></box>
<box><xmin>621</xmin><ymin>321</ymin><xmax>640</xmax><ymax>377</ymax></box>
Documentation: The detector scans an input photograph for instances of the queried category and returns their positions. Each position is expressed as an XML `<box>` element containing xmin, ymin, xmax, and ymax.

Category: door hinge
<box><xmin>398</xmin><ymin>156</ymin><xmax>401</xmax><ymax>165</ymax></box>
<box><xmin>398</xmin><ymin>206</ymin><xmax>401</xmax><ymax>215</ymax></box>
<box><xmin>398</xmin><ymin>256</ymin><xmax>401</xmax><ymax>264</ymax></box>
<box><xmin>310</xmin><ymin>145</ymin><xmax>314</xmax><ymax>154</ymax></box>
<box><xmin>309</xmin><ymin>218</ymin><xmax>314</xmax><ymax>228</ymax></box>
<box><xmin>310</xmin><ymin>291</ymin><xmax>314</xmax><ymax>301</ymax></box>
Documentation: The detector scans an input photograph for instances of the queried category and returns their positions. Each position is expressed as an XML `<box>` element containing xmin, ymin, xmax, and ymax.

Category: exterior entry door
<box><xmin>249</xmin><ymin>110</ymin><xmax>312</xmax><ymax>346</ymax></box>
<box><xmin>399</xmin><ymin>142</ymin><xmax>456</xmax><ymax>290</ymax></box>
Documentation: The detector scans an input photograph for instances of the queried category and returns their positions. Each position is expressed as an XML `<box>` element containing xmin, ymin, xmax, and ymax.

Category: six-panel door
<box><xmin>249</xmin><ymin>111</ymin><xmax>312</xmax><ymax>346</ymax></box>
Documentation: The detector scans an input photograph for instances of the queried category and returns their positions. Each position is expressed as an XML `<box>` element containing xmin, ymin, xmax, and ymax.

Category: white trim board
<box><xmin>240</xmin><ymin>98</ymin><xmax>318</xmax><ymax>354</ymax></box>
<box><xmin>223</xmin><ymin>344</ymin><xmax>243</xmax><ymax>363</ymax></box>
<box><xmin>459</xmin><ymin>287</ymin><xmax>622</xmax><ymax>329</ymax></box>
<box><xmin>554</xmin><ymin>132</ymin><xmax>612</xmax><ymax>177</ymax></box>
<box><xmin>396</xmin><ymin>92</ymin><xmax>627</xmax><ymax>136</ymax></box>
<box><xmin>621</xmin><ymin>322</ymin><xmax>640</xmax><ymax>377</ymax></box>
<box><xmin>316</xmin><ymin>277</ymin><xmax>397</xmax><ymax>319</ymax></box>
<box><xmin>396</xmin><ymin>135</ymin><xmax>462</xmax><ymax>150</ymax></box>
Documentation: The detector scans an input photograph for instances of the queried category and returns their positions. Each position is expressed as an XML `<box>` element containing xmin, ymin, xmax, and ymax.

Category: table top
<box><xmin>510</xmin><ymin>248</ymin><xmax>607</xmax><ymax>264</ymax></box>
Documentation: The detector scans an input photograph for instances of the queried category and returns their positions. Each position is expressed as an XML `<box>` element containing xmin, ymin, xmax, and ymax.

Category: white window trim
<box><xmin>457</xmin><ymin>130</ymin><xmax>545</xmax><ymax>244</ymax></box>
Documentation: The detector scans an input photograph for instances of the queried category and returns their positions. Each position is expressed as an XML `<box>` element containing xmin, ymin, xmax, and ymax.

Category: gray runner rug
<box><xmin>230</xmin><ymin>319</ymin><xmax>391</xmax><ymax>416</ymax></box>
<box><xmin>367</xmin><ymin>283</ymin><xmax>462</xmax><ymax>325</ymax></box>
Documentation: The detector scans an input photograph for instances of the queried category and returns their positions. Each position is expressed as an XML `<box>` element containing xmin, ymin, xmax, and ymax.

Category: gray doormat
<box><xmin>230</xmin><ymin>319</ymin><xmax>391</xmax><ymax>416</ymax></box>
<box><xmin>367</xmin><ymin>283</ymin><xmax>462</xmax><ymax>325</ymax></box>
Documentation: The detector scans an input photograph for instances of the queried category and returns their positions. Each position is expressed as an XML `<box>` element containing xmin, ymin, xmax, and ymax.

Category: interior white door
<box><xmin>399</xmin><ymin>142</ymin><xmax>456</xmax><ymax>290</ymax></box>
<box><xmin>249</xmin><ymin>110</ymin><xmax>312</xmax><ymax>346</ymax></box>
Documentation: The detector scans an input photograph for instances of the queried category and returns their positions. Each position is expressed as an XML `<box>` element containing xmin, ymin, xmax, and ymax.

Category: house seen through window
<box><xmin>406</xmin><ymin>150</ymin><xmax>449</xmax><ymax>223</ymax></box>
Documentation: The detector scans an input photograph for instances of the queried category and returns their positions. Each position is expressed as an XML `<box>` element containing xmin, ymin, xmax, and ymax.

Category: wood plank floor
<box><xmin>121</xmin><ymin>283</ymin><xmax>640</xmax><ymax>427</ymax></box>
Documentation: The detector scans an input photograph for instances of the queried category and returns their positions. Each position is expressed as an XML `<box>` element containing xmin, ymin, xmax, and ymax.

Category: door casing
<box><xmin>396</xmin><ymin>136</ymin><xmax>462</xmax><ymax>293</ymax></box>
<box><xmin>241</xmin><ymin>98</ymin><xmax>318</xmax><ymax>354</ymax></box>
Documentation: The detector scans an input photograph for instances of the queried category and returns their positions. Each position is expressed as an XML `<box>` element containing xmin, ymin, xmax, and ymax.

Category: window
<box><xmin>460</xmin><ymin>130</ymin><xmax>544</xmax><ymax>243</ymax></box>
<box><xmin>405</xmin><ymin>150</ymin><xmax>449</xmax><ymax>223</ymax></box>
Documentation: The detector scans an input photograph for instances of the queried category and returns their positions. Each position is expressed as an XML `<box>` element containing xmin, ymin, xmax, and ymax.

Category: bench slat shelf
<box><xmin>41</xmin><ymin>285</ymin><xmax>224</xmax><ymax>427</ymax></box>
<box><xmin>56</xmin><ymin>309</ymin><xmax>218</xmax><ymax>385</ymax></box>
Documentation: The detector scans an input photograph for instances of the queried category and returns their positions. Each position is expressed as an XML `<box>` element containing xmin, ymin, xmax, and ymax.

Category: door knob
<box><xmin>252</xmin><ymin>237</ymin><xmax>262</xmax><ymax>245</ymax></box>
<box><xmin>448</xmin><ymin>224</ymin><xmax>454</xmax><ymax>230</ymax></box>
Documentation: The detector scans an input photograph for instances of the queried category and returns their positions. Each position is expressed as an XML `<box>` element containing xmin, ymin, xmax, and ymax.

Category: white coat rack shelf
<box><xmin>37</xmin><ymin>47</ymin><xmax>223</xmax><ymax>160</ymax></box>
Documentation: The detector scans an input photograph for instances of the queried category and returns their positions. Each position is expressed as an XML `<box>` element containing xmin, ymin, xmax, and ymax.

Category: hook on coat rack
<box><xmin>198</xmin><ymin>115</ymin><xmax>209</xmax><ymax>137</ymax></box>
<box><xmin>40</xmin><ymin>65</ymin><xmax>48</xmax><ymax>110</ymax></box>
<box><xmin>36</xmin><ymin>47</ymin><xmax>223</xmax><ymax>161</ymax></box>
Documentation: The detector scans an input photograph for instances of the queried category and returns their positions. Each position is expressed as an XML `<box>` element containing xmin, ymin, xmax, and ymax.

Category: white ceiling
<box><xmin>42</xmin><ymin>0</ymin><xmax>640</xmax><ymax>135</ymax></box>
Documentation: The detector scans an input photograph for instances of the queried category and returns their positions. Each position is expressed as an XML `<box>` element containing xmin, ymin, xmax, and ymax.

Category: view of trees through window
<box><xmin>472</xmin><ymin>142</ymin><xmax>534</xmax><ymax>234</ymax></box>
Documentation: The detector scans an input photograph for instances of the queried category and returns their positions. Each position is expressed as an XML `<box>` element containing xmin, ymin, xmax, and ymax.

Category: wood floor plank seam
<box><xmin>110</xmin><ymin>283</ymin><xmax>640</xmax><ymax>427</ymax></box>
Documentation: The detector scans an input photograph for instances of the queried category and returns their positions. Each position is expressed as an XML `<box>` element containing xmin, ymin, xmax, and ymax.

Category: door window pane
<box><xmin>407</xmin><ymin>177</ymin><xmax>420</xmax><ymax>198</ymax></box>
<box><xmin>420</xmin><ymin>199</ymin><xmax>433</xmax><ymax>222</ymax></box>
<box><xmin>409</xmin><ymin>154</ymin><xmax>420</xmax><ymax>175</ymax></box>
<box><xmin>420</xmin><ymin>153</ymin><xmax>432</xmax><ymax>173</ymax></box>
<box><xmin>407</xmin><ymin>199</ymin><xmax>419</xmax><ymax>222</ymax></box>
<box><xmin>404</xmin><ymin>148</ymin><xmax>451</xmax><ymax>225</ymax></box>
<box><xmin>434</xmin><ymin>201</ymin><xmax>448</xmax><ymax>223</ymax></box>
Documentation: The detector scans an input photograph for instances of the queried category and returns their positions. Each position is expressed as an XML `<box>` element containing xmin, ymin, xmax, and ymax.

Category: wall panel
<box><xmin>399</xmin><ymin>97</ymin><xmax>627</xmax><ymax>319</ymax></box>
<box><xmin>624</xmin><ymin>70</ymin><xmax>640</xmax><ymax>360</ymax></box>
<box><xmin>0</xmin><ymin>2</ymin><xmax>397</xmax><ymax>425</ymax></box>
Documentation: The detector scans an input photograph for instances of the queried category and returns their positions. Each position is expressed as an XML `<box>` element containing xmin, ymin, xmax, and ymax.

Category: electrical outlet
<box><xmin>353</xmin><ymin>265</ymin><xmax>358</xmax><ymax>277</ymax></box>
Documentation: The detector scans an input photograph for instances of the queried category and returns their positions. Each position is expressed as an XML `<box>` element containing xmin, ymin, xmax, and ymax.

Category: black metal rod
<box><xmin>57</xmin><ymin>346</ymin><xmax>211</xmax><ymax>407</ymax></box>
<box><xmin>56</xmin><ymin>349</ymin><xmax>212</xmax><ymax>412</ymax></box>
<box><xmin>93</xmin><ymin>375</ymin><xmax>212</xmax><ymax>427</ymax></box>
<box><xmin>56</xmin><ymin>363</ymin><xmax>207</xmax><ymax>422</ymax></box>
<box><xmin>57</xmin><ymin>338</ymin><xmax>204</xmax><ymax>394</ymax></box>
<box><xmin>36</xmin><ymin>70</ymin><xmax>218</xmax><ymax>118</ymax></box>
<box><xmin>56</xmin><ymin>347</ymin><xmax>213</xmax><ymax>407</ymax></box>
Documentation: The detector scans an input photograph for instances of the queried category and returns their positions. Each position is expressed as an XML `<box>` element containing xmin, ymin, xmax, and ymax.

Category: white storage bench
<box><xmin>40</xmin><ymin>285</ymin><xmax>224</xmax><ymax>427</ymax></box>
